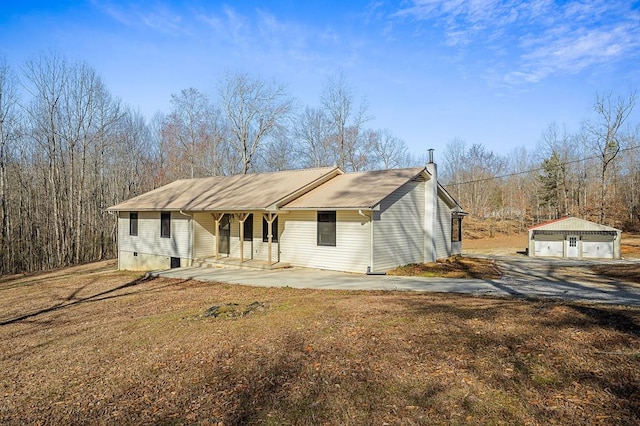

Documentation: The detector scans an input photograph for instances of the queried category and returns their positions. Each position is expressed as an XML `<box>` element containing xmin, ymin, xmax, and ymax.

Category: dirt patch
<box><xmin>2</xmin><ymin>262</ymin><xmax>640</xmax><ymax>425</ymax></box>
<box><xmin>388</xmin><ymin>257</ymin><xmax>502</xmax><ymax>279</ymax></box>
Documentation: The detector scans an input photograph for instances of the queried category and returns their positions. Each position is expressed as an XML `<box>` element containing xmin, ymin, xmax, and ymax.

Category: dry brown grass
<box><xmin>387</xmin><ymin>257</ymin><xmax>502</xmax><ymax>279</ymax></box>
<box><xmin>622</xmin><ymin>233</ymin><xmax>640</xmax><ymax>258</ymax></box>
<box><xmin>2</xmin><ymin>261</ymin><xmax>640</xmax><ymax>425</ymax></box>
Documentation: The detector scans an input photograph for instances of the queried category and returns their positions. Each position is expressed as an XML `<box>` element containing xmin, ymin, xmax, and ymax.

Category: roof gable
<box><xmin>281</xmin><ymin>167</ymin><xmax>427</xmax><ymax>210</ymax></box>
<box><xmin>529</xmin><ymin>217</ymin><xmax>620</xmax><ymax>232</ymax></box>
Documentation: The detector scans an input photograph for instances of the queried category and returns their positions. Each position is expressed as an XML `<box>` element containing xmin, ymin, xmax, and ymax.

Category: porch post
<box><xmin>212</xmin><ymin>213</ymin><xmax>223</xmax><ymax>261</ymax></box>
<box><xmin>237</xmin><ymin>213</ymin><xmax>249</xmax><ymax>263</ymax></box>
<box><xmin>264</xmin><ymin>212</ymin><xmax>277</xmax><ymax>266</ymax></box>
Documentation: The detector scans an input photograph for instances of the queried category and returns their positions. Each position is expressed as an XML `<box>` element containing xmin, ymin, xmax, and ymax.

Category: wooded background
<box><xmin>1</xmin><ymin>52</ymin><xmax>638</xmax><ymax>274</ymax></box>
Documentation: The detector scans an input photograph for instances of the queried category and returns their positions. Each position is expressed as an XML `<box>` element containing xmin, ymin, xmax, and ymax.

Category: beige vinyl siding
<box><xmin>435</xmin><ymin>197</ymin><xmax>453</xmax><ymax>259</ymax></box>
<box><xmin>118</xmin><ymin>211</ymin><xmax>191</xmax><ymax>269</ymax></box>
<box><xmin>452</xmin><ymin>241</ymin><xmax>462</xmax><ymax>255</ymax></box>
<box><xmin>193</xmin><ymin>213</ymin><xmax>215</xmax><ymax>259</ymax></box>
<box><xmin>253</xmin><ymin>214</ymin><xmax>281</xmax><ymax>262</ymax></box>
<box><xmin>373</xmin><ymin>180</ymin><xmax>425</xmax><ymax>271</ymax></box>
<box><xmin>280</xmin><ymin>210</ymin><xmax>369</xmax><ymax>273</ymax></box>
<box><xmin>228</xmin><ymin>213</ymin><xmax>279</xmax><ymax>261</ymax></box>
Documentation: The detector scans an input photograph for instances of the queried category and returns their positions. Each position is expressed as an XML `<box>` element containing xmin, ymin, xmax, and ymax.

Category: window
<box><xmin>317</xmin><ymin>211</ymin><xmax>336</xmax><ymax>246</ymax></box>
<box><xmin>262</xmin><ymin>216</ymin><xmax>278</xmax><ymax>242</ymax></box>
<box><xmin>243</xmin><ymin>214</ymin><xmax>253</xmax><ymax>241</ymax></box>
<box><xmin>451</xmin><ymin>217</ymin><xmax>462</xmax><ymax>242</ymax></box>
<box><xmin>569</xmin><ymin>237</ymin><xmax>577</xmax><ymax>247</ymax></box>
<box><xmin>161</xmin><ymin>212</ymin><xmax>171</xmax><ymax>238</ymax></box>
<box><xmin>129</xmin><ymin>212</ymin><xmax>138</xmax><ymax>236</ymax></box>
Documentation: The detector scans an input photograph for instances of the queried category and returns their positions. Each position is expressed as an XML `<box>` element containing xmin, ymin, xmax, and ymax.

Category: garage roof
<box><xmin>529</xmin><ymin>217</ymin><xmax>620</xmax><ymax>232</ymax></box>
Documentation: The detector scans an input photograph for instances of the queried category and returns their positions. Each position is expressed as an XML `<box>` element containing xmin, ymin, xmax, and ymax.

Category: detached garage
<box><xmin>528</xmin><ymin>217</ymin><xmax>621</xmax><ymax>259</ymax></box>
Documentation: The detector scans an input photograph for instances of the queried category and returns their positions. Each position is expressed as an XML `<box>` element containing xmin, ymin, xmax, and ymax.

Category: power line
<box><xmin>445</xmin><ymin>143</ymin><xmax>640</xmax><ymax>186</ymax></box>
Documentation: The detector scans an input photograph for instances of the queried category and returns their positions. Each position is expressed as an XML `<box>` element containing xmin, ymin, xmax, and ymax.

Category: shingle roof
<box><xmin>107</xmin><ymin>167</ymin><xmax>339</xmax><ymax>211</ymax></box>
<box><xmin>282</xmin><ymin>167</ymin><xmax>426</xmax><ymax>209</ymax></box>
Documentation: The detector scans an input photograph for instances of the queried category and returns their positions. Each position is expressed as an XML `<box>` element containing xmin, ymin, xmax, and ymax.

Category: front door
<box><xmin>567</xmin><ymin>236</ymin><xmax>579</xmax><ymax>258</ymax></box>
<box><xmin>219</xmin><ymin>214</ymin><xmax>231</xmax><ymax>255</ymax></box>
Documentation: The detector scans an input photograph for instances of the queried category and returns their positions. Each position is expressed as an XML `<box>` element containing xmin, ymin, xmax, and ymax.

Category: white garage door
<box><xmin>582</xmin><ymin>241</ymin><xmax>614</xmax><ymax>259</ymax></box>
<box><xmin>534</xmin><ymin>240</ymin><xmax>564</xmax><ymax>257</ymax></box>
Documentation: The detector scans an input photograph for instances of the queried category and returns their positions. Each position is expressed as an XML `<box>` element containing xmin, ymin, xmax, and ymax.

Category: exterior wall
<box><xmin>452</xmin><ymin>241</ymin><xmax>462</xmax><ymax>255</ymax></box>
<box><xmin>373</xmin><ymin>180</ymin><xmax>425</xmax><ymax>271</ymax></box>
<box><xmin>119</xmin><ymin>251</ymin><xmax>190</xmax><ymax>270</ymax></box>
<box><xmin>193</xmin><ymin>213</ymin><xmax>215</xmax><ymax>259</ymax></box>
<box><xmin>434</xmin><ymin>196</ymin><xmax>453</xmax><ymax>259</ymax></box>
<box><xmin>118</xmin><ymin>211</ymin><xmax>192</xmax><ymax>270</ymax></box>
<box><xmin>280</xmin><ymin>210</ymin><xmax>370</xmax><ymax>273</ymax></box>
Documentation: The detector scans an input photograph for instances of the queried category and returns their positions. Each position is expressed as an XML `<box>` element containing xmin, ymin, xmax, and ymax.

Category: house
<box><xmin>107</xmin><ymin>158</ymin><xmax>466</xmax><ymax>273</ymax></box>
<box><xmin>528</xmin><ymin>217</ymin><xmax>622</xmax><ymax>259</ymax></box>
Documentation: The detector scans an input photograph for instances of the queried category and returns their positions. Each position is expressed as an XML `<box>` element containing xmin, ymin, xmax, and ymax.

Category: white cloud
<box><xmin>390</xmin><ymin>0</ymin><xmax>640</xmax><ymax>84</ymax></box>
<box><xmin>92</xmin><ymin>1</ymin><xmax>187</xmax><ymax>36</ymax></box>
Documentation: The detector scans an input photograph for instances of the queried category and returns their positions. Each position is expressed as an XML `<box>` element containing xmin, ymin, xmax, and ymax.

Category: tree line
<box><xmin>440</xmin><ymin>91</ymin><xmax>639</xmax><ymax>234</ymax></box>
<box><xmin>1</xmin><ymin>51</ymin><xmax>637</xmax><ymax>274</ymax></box>
<box><xmin>0</xmin><ymin>52</ymin><xmax>420</xmax><ymax>274</ymax></box>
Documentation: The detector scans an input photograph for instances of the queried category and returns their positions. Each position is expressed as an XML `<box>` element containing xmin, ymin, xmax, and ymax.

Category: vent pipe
<box><xmin>428</xmin><ymin>148</ymin><xmax>434</xmax><ymax>164</ymax></box>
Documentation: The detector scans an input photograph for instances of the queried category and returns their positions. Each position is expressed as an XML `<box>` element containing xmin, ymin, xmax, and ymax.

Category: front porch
<box><xmin>193</xmin><ymin>211</ymin><xmax>281</xmax><ymax>267</ymax></box>
<box><xmin>193</xmin><ymin>256</ymin><xmax>290</xmax><ymax>270</ymax></box>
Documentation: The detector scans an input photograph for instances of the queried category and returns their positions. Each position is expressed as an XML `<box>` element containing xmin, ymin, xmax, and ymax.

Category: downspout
<box><xmin>179</xmin><ymin>210</ymin><xmax>193</xmax><ymax>266</ymax></box>
<box><xmin>360</xmin><ymin>209</ymin><xmax>384</xmax><ymax>275</ymax></box>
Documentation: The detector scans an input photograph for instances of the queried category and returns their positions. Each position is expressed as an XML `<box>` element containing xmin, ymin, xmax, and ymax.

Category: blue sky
<box><xmin>1</xmin><ymin>0</ymin><xmax>639</xmax><ymax>158</ymax></box>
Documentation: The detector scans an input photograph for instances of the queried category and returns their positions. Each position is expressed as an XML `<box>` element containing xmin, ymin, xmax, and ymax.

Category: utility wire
<box><xmin>446</xmin><ymin>143</ymin><xmax>640</xmax><ymax>186</ymax></box>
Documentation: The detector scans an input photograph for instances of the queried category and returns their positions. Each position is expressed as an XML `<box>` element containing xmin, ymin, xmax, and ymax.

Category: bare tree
<box><xmin>294</xmin><ymin>106</ymin><xmax>335</xmax><ymax>168</ymax></box>
<box><xmin>21</xmin><ymin>51</ymin><xmax>124</xmax><ymax>267</ymax></box>
<box><xmin>441</xmin><ymin>137</ymin><xmax>467</xmax><ymax>202</ymax></box>
<box><xmin>583</xmin><ymin>91</ymin><xmax>637</xmax><ymax>223</ymax></box>
<box><xmin>0</xmin><ymin>56</ymin><xmax>20</xmax><ymax>273</ymax></box>
<box><xmin>258</xmin><ymin>126</ymin><xmax>298</xmax><ymax>171</ymax></box>
<box><xmin>320</xmin><ymin>73</ymin><xmax>370</xmax><ymax>171</ymax></box>
<box><xmin>163</xmin><ymin>88</ymin><xmax>229</xmax><ymax>178</ymax></box>
<box><xmin>219</xmin><ymin>71</ymin><xmax>293</xmax><ymax>174</ymax></box>
<box><xmin>369</xmin><ymin>128</ymin><xmax>412</xmax><ymax>169</ymax></box>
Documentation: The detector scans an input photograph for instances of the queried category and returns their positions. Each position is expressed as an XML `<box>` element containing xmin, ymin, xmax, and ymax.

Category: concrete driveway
<box><xmin>151</xmin><ymin>256</ymin><xmax>640</xmax><ymax>306</ymax></box>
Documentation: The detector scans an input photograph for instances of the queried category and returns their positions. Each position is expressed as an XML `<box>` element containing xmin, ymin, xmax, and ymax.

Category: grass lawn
<box><xmin>2</xmin><ymin>261</ymin><xmax>640</xmax><ymax>425</ymax></box>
